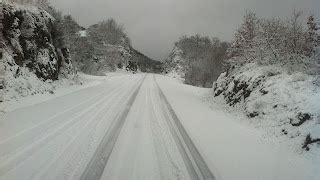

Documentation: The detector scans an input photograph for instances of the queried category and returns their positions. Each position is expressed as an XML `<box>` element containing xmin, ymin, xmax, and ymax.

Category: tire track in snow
<box><xmin>0</xmin><ymin>77</ymin><xmax>137</xmax><ymax>176</ymax></box>
<box><xmin>147</xmin><ymin>80</ymin><xmax>188</xmax><ymax>180</ymax></box>
<box><xmin>29</xmin><ymin>76</ymin><xmax>144</xmax><ymax>180</ymax></box>
<box><xmin>106</xmin><ymin>79</ymin><xmax>147</xmax><ymax>180</ymax></box>
<box><xmin>154</xmin><ymin>75</ymin><xmax>215</xmax><ymax>180</ymax></box>
<box><xmin>80</xmin><ymin>75</ymin><xmax>146</xmax><ymax>180</ymax></box>
<box><xmin>0</xmin><ymin>76</ymin><xmax>133</xmax><ymax>157</ymax></box>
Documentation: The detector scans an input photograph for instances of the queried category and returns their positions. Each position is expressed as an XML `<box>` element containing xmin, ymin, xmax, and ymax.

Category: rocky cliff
<box><xmin>3</xmin><ymin>3</ymin><xmax>74</xmax><ymax>81</ymax></box>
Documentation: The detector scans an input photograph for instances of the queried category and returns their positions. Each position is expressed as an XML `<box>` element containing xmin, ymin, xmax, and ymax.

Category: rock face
<box><xmin>3</xmin><ymin>4</ymin><xmax>74</xmax><ymax>81</ymax></box>
<box><xmin>213</xmin><ymin>70</ymin><xmax>266</xmax><ymax>108</ymax></box>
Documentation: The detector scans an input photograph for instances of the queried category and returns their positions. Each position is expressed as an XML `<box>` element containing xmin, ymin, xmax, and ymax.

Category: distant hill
<box><xmin>51</xmin><ymin>15</ymin><xmax>163</xmax><ymax>75</ymax></box>
<box><xmin>130</xmin><ymin>48</ymin><xmax>163</xmax><ymax>73</ymax></box>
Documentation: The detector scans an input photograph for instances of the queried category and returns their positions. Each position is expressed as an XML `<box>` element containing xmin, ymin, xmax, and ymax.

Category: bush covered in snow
<box><xmin>213</xmin><ymin>10</ymin><xmax>320</xmax><ymax>151</ymax></box>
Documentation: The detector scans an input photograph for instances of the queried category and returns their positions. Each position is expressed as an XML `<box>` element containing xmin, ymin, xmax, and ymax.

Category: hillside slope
<box><xmin>54</xmin><ymin>16</ymin><xmax>163</xmax><ymax>75</ymax></box>
<box><xmin>130</xmin><ymin>47</ymin><xmax>163</xmax><ymax>73</ymax></box>
<box><xmin>212</xmin><ymin>62</ymin><xmax>320</xmax><ymax>151</ymax></box>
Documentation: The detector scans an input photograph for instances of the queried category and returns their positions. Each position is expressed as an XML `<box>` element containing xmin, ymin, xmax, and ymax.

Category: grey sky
<box><xmin>52</xmin><ymin>0</ymin><xmax>320</xmax><ymax>60</ymax></box>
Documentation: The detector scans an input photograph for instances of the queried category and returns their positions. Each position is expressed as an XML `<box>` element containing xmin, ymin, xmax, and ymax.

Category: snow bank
<box><xmin>212</xmin><ymin>62</ymin><xmax>320</xmax><ymax>152</ymax></box>
<box><xmin>1</xmin><ymin>76</ymin><xmax>104</xmax><ymax>114</ymax></box>
<box><xmin>0</xmin><ymin>51</ymin><xmax>105</xmax><ymax>113</ymax></box>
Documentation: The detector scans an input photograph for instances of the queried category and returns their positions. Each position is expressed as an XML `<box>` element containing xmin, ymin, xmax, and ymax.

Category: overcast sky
<box><xmin>52</xmin><ymin>0</ymin><xmax>320</xmax><ymax>60</ymax></box>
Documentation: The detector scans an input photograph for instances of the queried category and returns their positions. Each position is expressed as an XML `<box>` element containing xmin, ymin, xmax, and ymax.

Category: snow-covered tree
<box><xmin>169</xmin><ymin>35</ymin><xmax>228</xmax><ymax>87</ymax></box>
<box><xmin>226</xmin><ymin>9</ymin><xmax>320</xmax><ymax>73</ymax></box>
<box><xmin>256</xmin><ymin>18</ymin><xmax>288</xmax><ymax>64</ymax></box>
<box><xmin>286</xmin><ymin>9</ymin><xmax>305</xmax><ymax>55</ymax></box>
<box><xmin>228</xmin><ymin>11</ymin><xmax>259</xmax><ymax>63</ymax></box>
<box><xmin>88</xmin><ymin>19</ymin><xmax>127</xmax><ymax>46</ymax></box>
<box><xmin>305</xmin><ymin>15</ymin><xmax>320</xmax><ymax>74</ymax></box>
<box><xmin>305</xmin><ymin>15</ymin><xmax>319</xmax><ymax>57</ymax></box>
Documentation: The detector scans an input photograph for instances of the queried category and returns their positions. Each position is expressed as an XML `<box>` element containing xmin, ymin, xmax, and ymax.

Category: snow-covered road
<box><xmin>100</xmin><ymin>75</ymin><xmax>214</xmax><ymax>180</ymax></box>
<box><xmin>0</xmin><ymin>74</ymin><xmax>315</xmax><ymax>180</ymax></box>
<box><xmin>0</xmin><ymin>74</ymin><xmax>214</xmax><ymax>180</ymax></box>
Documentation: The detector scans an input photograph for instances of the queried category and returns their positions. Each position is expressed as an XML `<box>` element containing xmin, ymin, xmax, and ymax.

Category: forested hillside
<box><xmin>130</xmin><ymin>48</ymin><xmax>163</xmax><ymax>73</ymax></box>
<box><xmin>46</xmin><ymin>9</ymin><xmax>162</xmax><ymax>75</ymax></box>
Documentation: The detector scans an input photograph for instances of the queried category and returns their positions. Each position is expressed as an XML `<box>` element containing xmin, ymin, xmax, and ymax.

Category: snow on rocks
<box><xmin>3</xmin><ymin>3</ymin><xmax>74</xmax><ymax>80</ymax></box>
<box><xmin>212</xmin><ymin>62</ymin><xmax>320</xmax><ymax>151</ymax></box>
<box><xmin>0</xmin><ymin>50</ymin><xmax>104</xmax><ymax>114</ymax></box>
<box><xmin>0</xmin><ymin>3</ymin><xmax>81</xmax><ymax>113</ymax></box>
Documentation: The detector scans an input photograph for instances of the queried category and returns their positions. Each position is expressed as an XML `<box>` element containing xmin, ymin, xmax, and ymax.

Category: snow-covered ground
<box><xmin>0</xmin><ymin>74</ymin><xmax>145</xmax><ymax>180</ymax></box>
<box><xmin>0</xmin><ymin>73</ymin><xmax>319</xmax><ymax>180</ymax></box>
<box><xmin>210</xmin><ymin>63</ymin><xmax>320</xmax><ymax>155</ymax></box>
<box><xmin>156</xmin><ymin>75</ymin><xmax>319</xmax><ymax>180</ymax></box>
<box><xmin>0</xmin><ymin>73</ymin><xmax>106</xmax><ymax>114</ymax></box>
